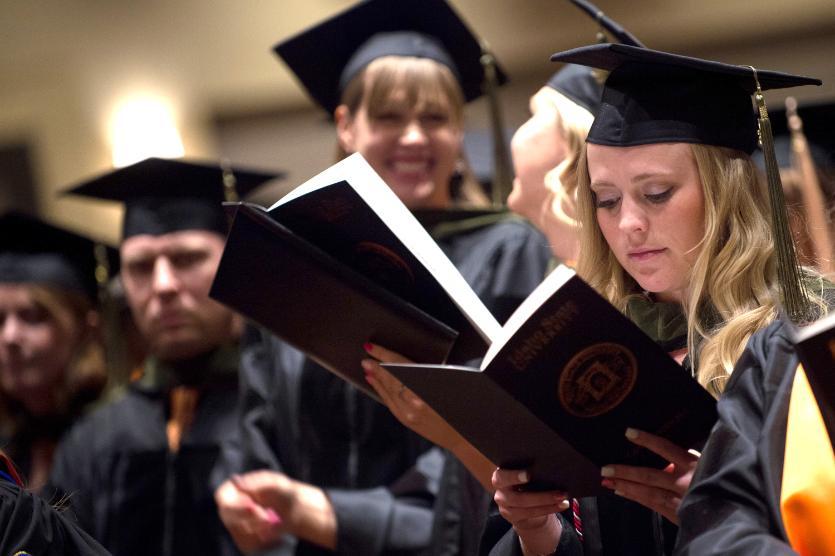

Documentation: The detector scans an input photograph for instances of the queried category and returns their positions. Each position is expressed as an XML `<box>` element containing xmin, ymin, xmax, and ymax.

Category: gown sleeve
<box><xmin>325</xmin><ymin>447</ymin><xmax>444</xmax><ymax>555</ymax></box>
<box><xmin>0</xmin><ymin>481</ymin><xmax>111</xmax><ymax>556</ymax></box>
<box><xmin>482</xmin><ymin>511</ymin><xmax>582</xmax><ymax>556</ymax></box>
<box><xmin>675</xmin><ymin>322</ymin><xmax>799</xmax><ymax>555</ymax></box>
<box><xmin>212</xmin><ymin>325</ymin><xmax>289</xmax><ymax>488</ymax></box>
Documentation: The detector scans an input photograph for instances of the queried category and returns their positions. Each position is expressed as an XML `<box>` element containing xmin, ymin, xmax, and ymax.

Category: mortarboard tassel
<box><xmin>221</xmin><ymin>159</ymin><xmax>240</xmax><ymax>203</ymax></box>
<box><xmin>750</xmin><ymin>68</ymin><xmax>809</xmax><ymax>322</ymax></box>
<box><xmin>785</xmin><ymin>97</ymin><xmax>835</xmax><ymax>275</ymax></box>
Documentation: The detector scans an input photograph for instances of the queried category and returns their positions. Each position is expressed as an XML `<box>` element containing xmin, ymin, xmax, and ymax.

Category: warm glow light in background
<box><xmin>109</xmin><ymin>94</ymin><xmax>184</xmax><ymax>168</ymax></box>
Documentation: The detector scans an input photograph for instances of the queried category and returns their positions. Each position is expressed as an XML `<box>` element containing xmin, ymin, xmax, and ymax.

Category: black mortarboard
<box><xmin>550</xmin><ymin>43</ymin><xmax>821</xmax><ymax>155</ymax></box>
<box><xmin>65</xmin><ymin>157</ymin><xmax>280</xmax><ymax>240</ymax></box>
<box><xmin>547</xmin><ymin>64</ymin><xmax>603</xmax><ymax>116</ymax></box>
<box><xmin>0</xmin><ymin>211</ymin><xmax>103</xmax><ymax>301</ymax></box>
<box><xmin>274</xmin><ymin>0</ymin><xmax>508</xmax><ymax>115</ymax></box>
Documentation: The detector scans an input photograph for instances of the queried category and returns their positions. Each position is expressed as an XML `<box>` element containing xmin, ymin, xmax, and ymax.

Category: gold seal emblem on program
<box><xmin>558</xmin><ymin>343</ymin><xmax>638</xmax><ymax>418</ymax></box>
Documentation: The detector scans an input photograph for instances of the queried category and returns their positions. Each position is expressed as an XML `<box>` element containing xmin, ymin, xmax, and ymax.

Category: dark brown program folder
<box><xmin>211</xmin><ymin>202</ymin><xmax>458</xmax><ymax>399</ymax></box>
<box><xmin>384</xmin><ymin>268</ymin><xmax>718</xmax><ymax>496</ymax></box>
<box><xmin>210</xmin><ymin>153</ymin><xmax>504</xmax><ymax>399</ymax></box>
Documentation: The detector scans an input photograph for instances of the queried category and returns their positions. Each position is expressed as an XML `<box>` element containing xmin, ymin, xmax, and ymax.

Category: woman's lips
<box><xmin>391</xmin><ymin>161</ymin><xmax>429</xmax><ymax>173</ymax></box>
<box><xmin>627</xmin><ymin>248</ymin><xmax>666</xmax><ymax>262</ymax></box>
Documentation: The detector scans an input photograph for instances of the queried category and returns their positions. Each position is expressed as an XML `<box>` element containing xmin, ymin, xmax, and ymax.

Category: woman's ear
<box><xmin>334</xmin><ymin>105</ymin><xmax>356</xmax><ymax>153</ymax></box>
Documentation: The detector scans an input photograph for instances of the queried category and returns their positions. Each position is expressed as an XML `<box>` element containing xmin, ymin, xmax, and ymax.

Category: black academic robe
<box><xmin>47</xmin><ymin>348</ymin><xmax>242</xmax><ymax>556</ymax></box>
<box><xmin>215</xmin><ymin>216</ymin><xmax>552</xmax><ymax>556</ymax></box>
<box><xmin>0</xmin><ymin>480</ymin><xmax>111</xmax><ymax>555</ymax></box>
<box><xmin>675</xmin><ymin>320</ymin><xmax>800</xmax><ymax>554</ymax></box>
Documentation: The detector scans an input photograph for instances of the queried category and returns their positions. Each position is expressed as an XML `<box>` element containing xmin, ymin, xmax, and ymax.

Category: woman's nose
<box><xmin>400</xmin><ymin>119</ymin><xmax>428</xmax><ymax>145</ymax></box>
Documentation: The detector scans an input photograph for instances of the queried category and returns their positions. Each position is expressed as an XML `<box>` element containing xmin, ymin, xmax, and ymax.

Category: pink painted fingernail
<box><xmin>265</xmin><ymin>508</ymin><xmax>282</xmax><ymax>525</ymax></box>
<box><xmin>601</xmin><ymin>478</ymin><xmax>614</xmax><ymax>489</ymax></box>
<box><xmin>363</xmin><ymin>342</ymin><xmax>374</xmax><ymax>352</ymax></box>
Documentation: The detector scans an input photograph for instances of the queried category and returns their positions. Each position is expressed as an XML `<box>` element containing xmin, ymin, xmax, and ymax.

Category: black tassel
<box><xmin>752</xmin><ymin>73</ymin><xmax>809</xmax><ymax>321</ymax></box>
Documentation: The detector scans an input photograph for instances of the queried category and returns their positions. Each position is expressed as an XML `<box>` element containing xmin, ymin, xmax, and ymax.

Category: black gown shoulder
<box><xmin>675</xmin><ymin>320</ymin><xmax>799</xmax><ymax>554</ymax></box>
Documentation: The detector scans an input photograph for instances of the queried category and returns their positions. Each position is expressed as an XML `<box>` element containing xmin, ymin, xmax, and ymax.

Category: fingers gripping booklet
<box><xmin>210</xmin><ymin>153</ymin><xmax>716</xmax><ymax>495</ymax></box>
<box><xmin>210</xmin><ymin>153</ymin><xmax>501</xmax><ymax>399</ymax></box>
<box><xmin>384</xmin><ymin>267</ymin><xmax>718</xmax><ymax>496</ymax></box>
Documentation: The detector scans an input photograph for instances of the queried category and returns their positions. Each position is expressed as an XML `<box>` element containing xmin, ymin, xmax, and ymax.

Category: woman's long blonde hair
<box><xmin>336</xmin><ymin>55</ymin><xmax>489</xmax><ymax>207</ymax></box>
<box><xmin>576</xmin><ymin>143</ymin><xmax>824</xmax><ymax>397</ymax></box>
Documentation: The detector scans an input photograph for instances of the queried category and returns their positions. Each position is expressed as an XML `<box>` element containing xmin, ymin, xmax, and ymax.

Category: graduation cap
<box><xmin>0</xmin><ymin>211</ymin><xmax>105</xmax><ymax>302</ymax></box>
<box><xmin>546</xmin><ymin>61</ymin><xmax>604</xmax><ymax>117</ymax></box>
<box><xmin>65</xmin><ymin>157</ymin><xmax>280</xmax><ymax>240</ymax></box>
<box><xmin>274</xmin><ymin>0</ymin><xmax>508</xmax><ymax>115</ymax></box>
<box><xmin>550</xmin><ymin>43</ymin><xmax>820</xmax><ymax>153</ymax></box>
<box><xmin>550</xmin><ymin>42</ymin><xmax>822</xmax><ymax>320</ymax></box>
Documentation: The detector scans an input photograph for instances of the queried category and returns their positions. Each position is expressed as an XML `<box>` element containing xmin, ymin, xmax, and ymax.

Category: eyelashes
<box><xmin>645</xmin><ymin>188</ymin><xmax>673</xmax><ymax>204</ymax></box>
<box><xmin>592</xmin><ymin>187</ymin><xmax>674</xmax><ymax>209</ymax></box>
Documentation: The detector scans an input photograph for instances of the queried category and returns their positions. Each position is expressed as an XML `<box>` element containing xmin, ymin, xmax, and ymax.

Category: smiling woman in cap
<box><xmin>487</xmin><ymin>43</ymin><xmax>832</xmax><ymax>556</ymax></box>
<box><xmin>213</xmin><ymin>0</ymin><xmax>554</xmax><ymax>554</ymax></box>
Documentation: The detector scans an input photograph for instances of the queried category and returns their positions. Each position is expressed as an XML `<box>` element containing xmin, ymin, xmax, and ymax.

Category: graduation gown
<box><xmin>0</xmin><ymin>480</ymin><xmax>111</xmax><ymax>555</ymax></box>
<box><xmin>47</xmin><ymin>347</ymin><xmax>242</xmax><ymax>556</ymax></box>
<box><xmin>675</xmin><ymin>320</ymin><xmax>800</xmax><ymax>554</ymax></box>
<box><xmin>214</xmin><ymin>215</ymin><xmax>552</xmax><ymax>556</ymax></box>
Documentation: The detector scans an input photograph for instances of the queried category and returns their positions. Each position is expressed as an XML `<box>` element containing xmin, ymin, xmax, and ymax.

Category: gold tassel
<box><xmin>221</xmin><ymin>159</ymin><xmax>239</xmax><ymax>203</ymax></box>
<box><xmin>750</xmin><ymin>68</ymin><xmax>809</xmax><ymax>322</ymax></box>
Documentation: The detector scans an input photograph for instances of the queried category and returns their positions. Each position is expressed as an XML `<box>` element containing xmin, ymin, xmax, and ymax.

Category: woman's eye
<box><xmin>593</xmin><ymin>192</ymin><xmax>619</xmax><ymax>209</ymax></box>
<box><xmin>420</xmin><ymin>112</ymin><xmax>449</xmax><ymax>126</ymax></box>
<box><xmin>19</xmin><ymin>306</ymin><xmax>49</xmax><ymax>325</ymax></box>
<box><xmin>375</xmin><ymin>111</ymin><xmax>404</xmax><ymax>123</ymax></box>
<box><xmin>645</xmin><ymin>188</ymin><xmax>673</xmax><ymax>204</ymax></box>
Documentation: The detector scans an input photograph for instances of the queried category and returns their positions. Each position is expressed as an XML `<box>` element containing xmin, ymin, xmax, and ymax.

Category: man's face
<box><xmin>120</xmin><ymin>230</ymin><xmax>240</xmax><ymax>361</ymax></box>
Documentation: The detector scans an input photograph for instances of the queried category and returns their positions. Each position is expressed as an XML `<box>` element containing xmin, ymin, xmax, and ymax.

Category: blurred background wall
<box><xmin>1</xmin><ymin>0</ymin><xmax>833</xmax><ymax>243</ymax></box>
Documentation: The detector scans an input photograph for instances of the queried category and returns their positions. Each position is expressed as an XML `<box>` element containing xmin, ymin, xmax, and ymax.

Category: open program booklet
<box><xmin>384</xmin><ymin>266</ymin><xmax>718</xmax><ymax>496</ymax></box>
<box><xmin>210</xmin><ymin>153</ymin><xmax>501</xmax><ymax>399</ymax></box>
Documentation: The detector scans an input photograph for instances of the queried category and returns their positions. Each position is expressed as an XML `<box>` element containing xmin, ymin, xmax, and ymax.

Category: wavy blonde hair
<box><xmin>576</xmin><ymin>143</ymin><xmax>824</xmax><ymax>397</ymax></box>
<box><xmin>336</xmin><ymin>55</ymin><xmax>489</xmax><ymax>207</ymax></box>
<box><xmin>535</xmin><ymin>87</ymin><xmax>595</xmax><ymax>228</ymax></box>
